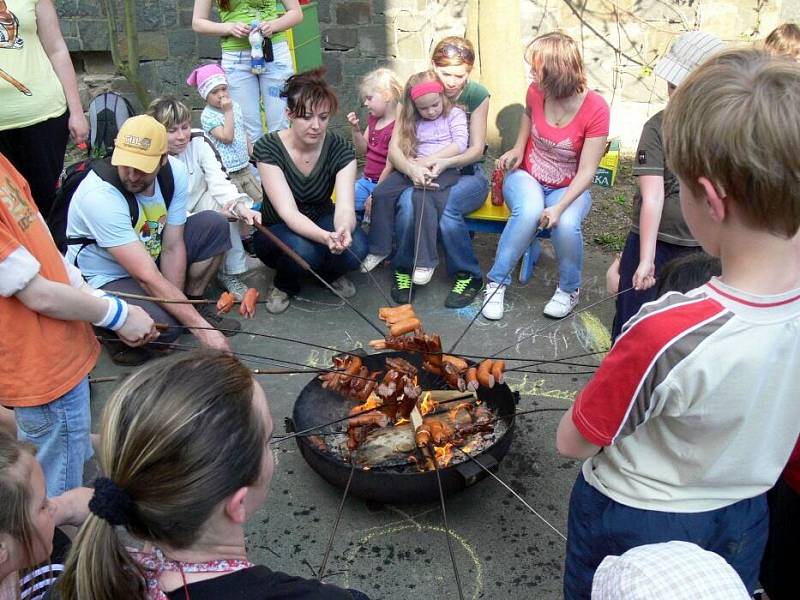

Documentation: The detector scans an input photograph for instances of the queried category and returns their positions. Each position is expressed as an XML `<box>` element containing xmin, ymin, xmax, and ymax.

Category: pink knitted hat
<box><xmin>186</xmin><ymin>64</ymin><xmax>228</xmax><ymax>100</ymax></box>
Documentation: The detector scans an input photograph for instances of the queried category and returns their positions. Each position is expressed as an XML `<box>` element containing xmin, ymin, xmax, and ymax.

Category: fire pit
<box><xmin>289</xmin><ymin>350</ymin><xmax>518</xmax><ymax>504</ymax></box>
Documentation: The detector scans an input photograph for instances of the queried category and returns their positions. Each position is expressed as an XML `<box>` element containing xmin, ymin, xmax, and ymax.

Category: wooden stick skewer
<box><xmin>107</xmin><ymin>291</ymin><xmax>264</xmax><ymax>305</ymax></box>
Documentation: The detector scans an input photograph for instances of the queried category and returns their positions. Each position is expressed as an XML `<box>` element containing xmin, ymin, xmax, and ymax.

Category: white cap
<box><xmin>654</xmin><ymin>31</ymin><xmax>726</xmax><ymax>87</ymax></box>
<box><xmin>591</xmin><ymin>541</ymin><xmax>751</xmax><ymax>600</ymax></box>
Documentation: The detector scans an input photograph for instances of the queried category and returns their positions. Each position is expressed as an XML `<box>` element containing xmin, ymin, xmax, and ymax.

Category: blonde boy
<box><xmin>556</xmin><ymin>49</ymin><xmax>800</xmax><ymax>598</ymax></box>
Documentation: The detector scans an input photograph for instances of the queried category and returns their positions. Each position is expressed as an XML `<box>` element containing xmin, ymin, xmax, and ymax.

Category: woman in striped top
<box><xmin>252</xmin><ymin>68</ymin><xmax>367</xmax><ymax>314</ymax></box>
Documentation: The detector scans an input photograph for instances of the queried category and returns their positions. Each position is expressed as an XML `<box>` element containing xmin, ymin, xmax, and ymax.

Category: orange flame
<box><xmin>352</xmin><ymin>393</ymin><xmax>381</xmax><ymax>414</ymax></box>
<box><xmin>395</xmin><ymin>417</ymin><xmax>410</xmax><ymax>426</ymax></box>
<box><xmin>419</xmin><ymin>392</ymin><xmax>437</xmax><ymax>416</ymax></box>
<box><xmin>433</xmin><ymin>443</ymin><xmax>454</xmax><ymax>467</ymax></box>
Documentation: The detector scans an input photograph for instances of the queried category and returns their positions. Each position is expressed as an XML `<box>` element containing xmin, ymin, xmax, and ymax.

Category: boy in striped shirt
<box><xmin>556</xmin><ymin>48</ymin><xmax>800</xmax><ymax>598</ymax></box>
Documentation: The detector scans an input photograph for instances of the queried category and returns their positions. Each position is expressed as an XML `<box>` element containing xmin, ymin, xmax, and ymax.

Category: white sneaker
<box><xmin>265</xmin><ymin>286</ymin><xmax>290</xmax><ymax>314</ymax></box>
<box><xmin>330</xmin><ymin>275</ymin><xmax>357</xmax><ymax>298</ymax></box>
<box><xmin>412</xmin><ymin>266</ymin><xmax>435</xmax><ymax>285</ymax></box>
<box><xmin>217</xmin><ymin>273</ymin><xmax>249</xmax><ymax>301</ymax></box>
<box><xmin>360</xmin><ymin>253</ymin><xmax>387</xmax><ymax>273</ymax></box>
<box><xmin>543</xmin><ymin>287</ymin><xmax>579</xmax><ymax>318</ymax></box>
<box><xmin>481</xmin><ymin>282</ymin><xmax>506</xmax><ymax>320</ymax></box>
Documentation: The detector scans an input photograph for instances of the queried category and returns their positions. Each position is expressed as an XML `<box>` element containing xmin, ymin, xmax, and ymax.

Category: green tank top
<box><xmin>219</xmin><ymin>0</ymin><xmax>288</xmax><ymax>51</ymax></box>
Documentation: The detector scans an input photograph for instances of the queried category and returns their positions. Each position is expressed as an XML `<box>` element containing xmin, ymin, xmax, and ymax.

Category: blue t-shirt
<box><xmin>65</xmin><ymin>157</ymin><xmax>189</xmax><ymax>288</ymax></box>
<box><xmin>201</xmin><ymin>101</ymin><xmax>250</xmax><ymax>172</ymax></box>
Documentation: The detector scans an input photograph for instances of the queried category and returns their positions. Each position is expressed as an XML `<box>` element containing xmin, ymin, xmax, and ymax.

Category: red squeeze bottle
<box><xmin>491</xmin><ymin>167</ymin><xmax>505</xmax><ymax>206</ymax></box>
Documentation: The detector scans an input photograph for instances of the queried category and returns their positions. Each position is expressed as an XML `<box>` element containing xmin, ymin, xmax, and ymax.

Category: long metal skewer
<box><xmin>346</xmin><ymin>245</ymin><xmax>394</xmax><ymax>307</ymax></box>
<box><xmin>453</xmin><ymin>446</ymin><xmax>567</xmax><ymax>541</ymax></box>
<box><xmin>429</xmin><ymin>443</ymin><xmax>465</xmax><ymax>600</ymax></box>
<box><xmin>318</xmin><ymin>457</ymin><xmax>356</xmax><ymax>580</ymax></box>
<box><xmin>251</xmin><ymin>221</ymin><xmax>385</xmax><ymax>336</ymax></box>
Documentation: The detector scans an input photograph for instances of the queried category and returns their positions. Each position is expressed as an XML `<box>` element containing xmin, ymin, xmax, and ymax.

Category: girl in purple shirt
<box><xmin>362</xmin><ymin>71</ymin><xmax>468</xmax><ymax>289</ymax></box>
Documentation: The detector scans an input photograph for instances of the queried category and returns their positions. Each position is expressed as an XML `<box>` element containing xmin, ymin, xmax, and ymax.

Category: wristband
<box><xmin>92</xmin><ymin>296</ymin><xmax>129</xmax><ymax>331</ymax></box>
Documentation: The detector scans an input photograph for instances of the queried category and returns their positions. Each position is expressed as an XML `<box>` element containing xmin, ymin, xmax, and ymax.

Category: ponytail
<box><xmin>58</xmin><ymin>350</ymin><xmax>264</xmax><ymax>600</ymax></box>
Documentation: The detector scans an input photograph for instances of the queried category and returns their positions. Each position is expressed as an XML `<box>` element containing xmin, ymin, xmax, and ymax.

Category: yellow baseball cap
<box><xmin>111</xmin><ymin>115</ymin><xmax>168</xmax><ymax>174</ymax></box>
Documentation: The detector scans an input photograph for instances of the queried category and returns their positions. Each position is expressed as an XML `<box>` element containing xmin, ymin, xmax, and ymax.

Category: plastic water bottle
<box><xmin>249</xmin><ymin>21</ymin><xmax>265</xmax><ymax>75</ymax></box>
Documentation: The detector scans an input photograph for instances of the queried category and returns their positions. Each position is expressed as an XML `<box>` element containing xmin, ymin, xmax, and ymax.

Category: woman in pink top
<box><xmin>482</xmin><ymin>32</ymin><xmax>609</xmax><ymax>320</ymax></box>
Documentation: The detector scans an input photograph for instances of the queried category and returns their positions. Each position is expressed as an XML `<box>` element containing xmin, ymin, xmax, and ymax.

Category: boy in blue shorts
<box><xmin>556</xmin><ymin>48</ymin><xmax>800</xmax><ymax>599</ymax></box>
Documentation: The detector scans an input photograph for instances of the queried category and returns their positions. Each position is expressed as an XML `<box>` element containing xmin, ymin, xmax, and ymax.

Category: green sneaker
<box><xmin>391</xmin><ymin>268</ymin><xmax>415</xmax><ymax>304</ymax></box>
<box><xmin>445</xmin><ymin>272</ymin><xmax>483</xmax><ymax>308</ymax></box>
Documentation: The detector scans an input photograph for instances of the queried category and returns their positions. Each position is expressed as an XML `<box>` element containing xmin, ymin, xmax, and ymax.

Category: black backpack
<box><xmin>47</xmin><ymin>158</ymin><xmax>174</xmax><ymax>257</ymax></box>
<box><xmin>87</xmin><ymin>92</ymin><xmax>137</xmax><ymax>157</ymax></box>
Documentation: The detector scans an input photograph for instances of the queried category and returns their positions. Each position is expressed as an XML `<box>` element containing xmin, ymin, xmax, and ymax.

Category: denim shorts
<box><xmin>15</xmin><ymin>377</ymin><xmax>92</xmax><ymax>497</ymax></box>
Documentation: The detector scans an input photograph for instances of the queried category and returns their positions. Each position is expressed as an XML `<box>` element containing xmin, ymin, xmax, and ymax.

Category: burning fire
<box><xmin>434</xmin><ymin>443</ymin><xmax>454</xmax><ymax>467</ymax></box>
<box><xmin>419</xmin><ymin>392</ymin><xmax>437</xmax><ymax>416</ymax></box>
<box><xmin>352</xmin><ymin>393</ymin><xmax>381</xmax><ymax>414</ymax></box>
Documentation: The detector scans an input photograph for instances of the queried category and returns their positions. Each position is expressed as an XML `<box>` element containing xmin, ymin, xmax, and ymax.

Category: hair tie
<box><xmin>89</xmin><ymin>477</ymin><xmax>133</xmax><ymax>527</ymax></box>
<box><xmin>410</xmin><ymin>80</ymin><xmax>444</xmax><ymax>100</ymax></box>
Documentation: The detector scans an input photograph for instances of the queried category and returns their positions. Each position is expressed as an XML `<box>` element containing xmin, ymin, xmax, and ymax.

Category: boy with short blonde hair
<box><xmin>557</xmin><ymin>48</ymin><xmax>800</xmax><ymax>599</ymax></box>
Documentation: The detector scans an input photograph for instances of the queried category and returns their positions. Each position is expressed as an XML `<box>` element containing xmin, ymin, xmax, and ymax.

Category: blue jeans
<box><xmin>221</xmin><ymin>42</ymin><xmax>294</xmax><ymax>141</ymax></box>
<box><xmin>252</xmin><ymin>213</ymin><xmax>368</xmax><ymax>295</ymax></box>
<box><xmin>486</xmin><ymin>169</ymin><xmax>591</xmax><ymax>291</ymax></box>
<box><xmin>564</xmin><ymin>472</ymin><xmax>769</xmax><ymax>599</ymax></box>
<box><xmin>15</xmin><ymin>377</ymin><xmax>92</xmax><ymax>497</ymax></box>
<box><xmin>355</xmin><ymin>176</ymin><xmax>377</xmax><ymax>214</ymax></box>
<box><xmin>392</xmin><ymin>170</ymin><xmax>488</xmax><ymax>277</ymax></box>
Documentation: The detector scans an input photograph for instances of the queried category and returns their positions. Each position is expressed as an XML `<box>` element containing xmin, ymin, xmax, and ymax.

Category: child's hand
<box><xmin>259</xmin><ymin>20</ymin><xmax>276</xmax><ymax>36</ymax></box>
<box><xmin>606</xmin><ymin>255</ymin><xmax>621</xmax><ymax>295</ymax></box>
<box><xmin>497</xmin><ymin>148</ymin><xmax>523</xmax><ymax>171</ymax></box>
<box><xmin>633</xmin><ymin>260</ymin><xmax>656</xmax><ymax>291</ymax></box>
<box><xmin>220</xmin><ymin>96</ymin><xmax>233</xmax><ymax>112</ymax></box>
<box><xmin>408</xmin><ymin>162</ymin><xmax>438</xmax><ymax>188</ymax></box>
<box><xmin>346</xmin><ymin>112</ymin><xmax>360</xmax><ymax>130</ymax></box>
<box><xmin>226</xmin><ymin>22</ymin><xmax>251</xmax><ymax>38</ymax></box>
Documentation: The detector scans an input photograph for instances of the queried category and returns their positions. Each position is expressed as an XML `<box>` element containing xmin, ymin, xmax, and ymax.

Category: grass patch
<box><xmin>593</xmin><ymin>232</ymin><xmax>626</xmax><ymax>252</ymax></box>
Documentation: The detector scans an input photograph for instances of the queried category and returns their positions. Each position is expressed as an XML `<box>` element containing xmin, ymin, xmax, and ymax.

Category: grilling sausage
<box><xmin>466</xmin><ymin>367</ymin><xmax>479</xmax><ymax>391</ymax></box>
<box><xmin>239</xmin><ymin>288</ymin><xmax>260</xmax><ymax>319</ymax></box>
<box><xmin>379</xmin><ymin>304</ymin><xmax>414</xmax><ymax>321</ymax></box>
<box><xmin>442</xmin><ymin>354</ymin><xmax>468</xmax><ymax>372</ymax></box>
<box><xmin>477</xmin><ymin>359</ymin><xmax>495</xmax><ymax>388</ymax></box>
<box><xmin>389</xmin><ymin>317</ymin><xmax>421</xmax><ymax>337</ymax></box>
<box><xmin>216</xmin><ymin>292</ymin><xmax>235</xmax><ymax>315</ymax></box>
<box><xmin>491</xmin><ymin>360</ymin><xmax>505</xmax><ymax>385</ymax></box>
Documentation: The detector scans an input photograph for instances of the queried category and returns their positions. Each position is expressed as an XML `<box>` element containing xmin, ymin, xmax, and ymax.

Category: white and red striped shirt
<box><xmin>575</xmin><ymin>278</ymin><xmax>800</xmax><ymax>512</ymax></box>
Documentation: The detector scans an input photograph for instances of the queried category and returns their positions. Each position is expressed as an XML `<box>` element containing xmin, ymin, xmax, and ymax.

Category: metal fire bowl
<box><xmin>289</xmin><ymin>351</ymin><xmax>518</xmax><ymax>505</ymax></box>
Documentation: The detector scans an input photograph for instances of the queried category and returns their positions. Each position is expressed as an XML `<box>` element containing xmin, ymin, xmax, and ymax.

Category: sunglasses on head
<box><xmin>440</xmin><ymin>43</ymin><xmax>474</xmax><ymax>62</ymax></box>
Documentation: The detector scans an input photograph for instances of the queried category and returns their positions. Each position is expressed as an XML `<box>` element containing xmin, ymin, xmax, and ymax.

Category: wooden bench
<box><xmin>465</xmin><ymin>195</ymin><xmax>550</xmax><ymax>284</ymax></box>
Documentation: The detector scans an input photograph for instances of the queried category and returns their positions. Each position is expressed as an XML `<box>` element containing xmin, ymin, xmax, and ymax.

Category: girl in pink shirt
<box><xmin>483</xmin><ymin>32</ymin><xmax>609</xmax><ymax>320</ymax></box>
<box><xmin>346</xmin><ymin>68</ymin><xmax>402</xmax><ymax>224</ymax></box>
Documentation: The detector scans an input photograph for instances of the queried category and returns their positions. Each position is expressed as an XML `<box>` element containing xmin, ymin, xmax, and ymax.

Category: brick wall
<box><xmin>56</xmin><ymin>0</ymin><xmax>797</xmax><ymax>148</ymax></box>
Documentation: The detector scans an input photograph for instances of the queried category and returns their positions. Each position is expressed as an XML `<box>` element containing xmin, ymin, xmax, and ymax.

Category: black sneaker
<box><xmin>197</xmin><ymin>303</ymin><xmax>242</xmax><ymax>337</ymax></box>
<box><xmin>101</xmin><ymin>338</ymin><xmax>155</xmax><ymax>367</ymax></box>
<box><xmin>390</xmin><ymin>268</ymin><xmax>415</xmax><ymax>304</ymax></box>
<box><xmin>445</xmin><ymin>272</ymin><xmax>483</xmax><ymax>308</ymax></box>
<box><xmin>242</xmin><ymin>235</ymin><xmax>257</xmax><ymax>257</ymax></box>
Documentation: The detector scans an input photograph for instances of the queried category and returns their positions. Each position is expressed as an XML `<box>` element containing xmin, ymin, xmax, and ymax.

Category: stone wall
<box><xmin>56</xmin><ymin>0</ymin><xmax>798</xmax><ymax>149</ymax></box>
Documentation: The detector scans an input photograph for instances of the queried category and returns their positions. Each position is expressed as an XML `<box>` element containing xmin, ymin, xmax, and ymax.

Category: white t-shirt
<box><xmin>573</xmin><ymin>278</ymin><xmax>800</xmax><ymax>512</ymax></box>
<box><xmin>65</xmin><ymin>157</ymin><xmax>189</xmax><ymax>288</ymax></box>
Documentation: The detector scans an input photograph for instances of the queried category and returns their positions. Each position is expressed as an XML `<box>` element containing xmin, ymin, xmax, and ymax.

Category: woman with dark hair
<box><xmin>251</xmin><ymin>68</ymin><xmax>367</xmax><ymax>314</ymax></box>
<box><xmin>58</xmin><ymin>350</ymin><xmax>369</xmax><ymax>600</ymax></box>
<box><xmin>192</xmin><ymin>0</ymin><xmax>302</xmax><ymax>138</ymax></box>
<box><xmin>390</xmin><ymin>36</ymin><xmax>491</xmax><ymax>308</ymax></box>
<box><xmin>482</xmin><ymin>32</ymin><xmax>609</xmax><ymax>321</ymax></box>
